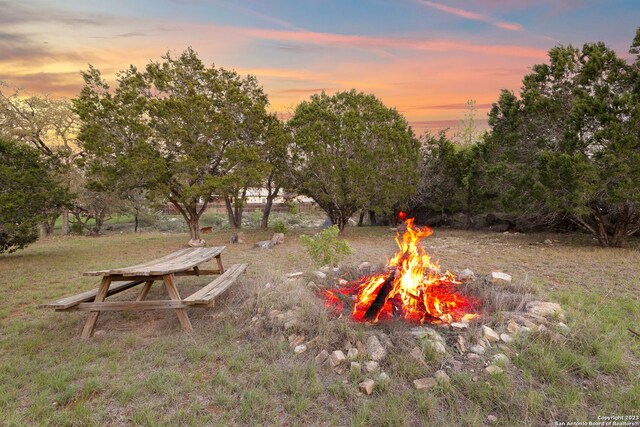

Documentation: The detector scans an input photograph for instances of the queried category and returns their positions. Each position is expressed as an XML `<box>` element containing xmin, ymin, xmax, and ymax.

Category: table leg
<box><xmin>136</xmin><ymin>280</ymin><xmax>154</xmax><ymax>301</ymax></box>
<box><xmin>162</xmin><ymin>274</ymin><xmax>193</xmax><ymax>334</ymax></box>
<box><xmin>81</xmin><ymin>276</ymin><xmax>112</xmax><ymax>339</ymax></box>
<box><xmin>215</xmin><ymin>255</ymin><xmax>225</xmax><ymax>274</ymax></box>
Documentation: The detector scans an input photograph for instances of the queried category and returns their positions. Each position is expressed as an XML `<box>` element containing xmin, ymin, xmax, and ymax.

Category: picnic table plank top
<box><xmin>83</xmin><ymin>247</ymin><xmax>226</xmax><ymax>277</ymax></box>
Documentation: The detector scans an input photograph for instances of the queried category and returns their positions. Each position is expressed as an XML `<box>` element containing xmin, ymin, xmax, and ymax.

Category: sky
<box><xmin>1</xmin><ymin>0</ymin><xmax>638</xmax><ymax>134</ymax></box>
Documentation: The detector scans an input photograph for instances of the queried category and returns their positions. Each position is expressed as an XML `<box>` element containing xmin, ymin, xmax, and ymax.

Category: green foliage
<box><xmin>0</xmin><ymin>138</ymin><xmax>70</xmax><ymax>253</ymax></box>
<box><xmin>288</xmin><ymin>90</ymin><xmax>420</xmax><ymax>232</ymax></box>
<box><xmin>73</xmin><ymin>48</ymin><xmax>272</xmax><ymax>241</ymax></box>
<box><xmin>272</xmin><ymin>220</ymin><xmax>288</xmax><ymax>233</ymax></box>
<box><xmin>300</xmin><ymin>225</ymin><xmax>353</xmax><ymax>266</ymax></box>
<box><xmin>484</xmin><ymin>30</ymin><xmax>640</xmax><ymax>246</ymax></box>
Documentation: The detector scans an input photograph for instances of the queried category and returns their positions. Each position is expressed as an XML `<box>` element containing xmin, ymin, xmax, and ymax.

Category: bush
<box><xmin>272</xmin><ymin>220</ymin><xmax>288</xmax><ymax>233</ymax></box>
<box><xmin>300</xmin><ymin>225</ymin><xmax>353</xmax><ymax>267</ymax></box>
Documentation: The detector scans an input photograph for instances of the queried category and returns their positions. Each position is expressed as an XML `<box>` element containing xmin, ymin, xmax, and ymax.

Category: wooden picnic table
<box><xmin>41</xmin><ymin>247</ymin><xmax>247</xmax><ymax>339</ymax></box>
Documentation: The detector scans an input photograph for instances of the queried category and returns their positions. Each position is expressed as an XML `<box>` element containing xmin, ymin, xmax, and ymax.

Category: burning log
<box><xmin>363</xmin><ymin>269</ymin><xmax>397</xmax><ymax>321</ymax></box>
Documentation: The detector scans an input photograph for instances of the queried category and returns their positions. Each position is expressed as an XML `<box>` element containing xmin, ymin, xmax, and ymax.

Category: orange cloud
<box><xmin>419</xmin><ymin>1</ymin><xmax>524</xmax><ymax>31</ymax></box>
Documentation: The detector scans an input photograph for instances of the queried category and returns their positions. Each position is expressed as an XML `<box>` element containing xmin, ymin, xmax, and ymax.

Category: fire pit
<box><xmin>322</xmin><ymin>213</ymin><xmax>480</xmax><ymax>324</ymax></box>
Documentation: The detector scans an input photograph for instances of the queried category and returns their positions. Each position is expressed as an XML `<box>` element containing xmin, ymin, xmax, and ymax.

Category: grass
<box><xmin>0</xmin><ymin>224</ymin><xmax>639</xmax><ymax>426</ymax></box>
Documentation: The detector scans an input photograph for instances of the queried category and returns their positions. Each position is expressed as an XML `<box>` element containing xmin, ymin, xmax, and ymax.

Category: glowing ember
<box><xmin>322</xmin><ymin>214</ymin><xmax>479</xmax><ymax>324</ymax></box>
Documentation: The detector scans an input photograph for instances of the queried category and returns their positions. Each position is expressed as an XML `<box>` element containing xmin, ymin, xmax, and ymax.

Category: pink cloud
<box><xmin>419</xmin><ymin>1</ymin><xmax>524</xmax><ymax>31</ymax></box>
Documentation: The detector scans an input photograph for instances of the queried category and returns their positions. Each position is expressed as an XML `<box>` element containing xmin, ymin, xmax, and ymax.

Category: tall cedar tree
<box><xmin>74</xmin><ymin>48</ymin><xmax>271</xmax><ymax>245</ymax></box>
<box><xmin>288</xmin><ymin>90</ymin><xmax>420</xmax><ymax>232</ymax></box>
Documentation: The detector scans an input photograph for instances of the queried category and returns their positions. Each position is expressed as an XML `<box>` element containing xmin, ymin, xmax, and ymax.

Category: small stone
<box><xmin>313</xmin><ymin>271</ymin><xmax>327</xmax><ymax>279</ymax></box>
<box><xmin>294</xmin><ymin>344</ymin><xmax>307</xmax><ymax>354</ymax></box>
<box><xmin>286</xmin><ymin>271</ymin><xmax>304</xmax><ymax>279</ymax></box>
<box><xmin>271</xmin><ymin>233</ymin><xmax>285</xmax><ymax>245</ymax></box>
<box><xmin>520</xmin><ymin>326</ymin><xmax>531</xmax><ymax>334</ymax></box>
<box><xmin>430</xmin><ymin>341</ymin><xmax>447</xmax><ymax>354</ymax></box>
<box><xmin>492</xmin><ymin>353</ymin><xmax>510</xmax><ymax>365</ymax></box>
<box><xmin>94</xmin><ymin>330</ymin><xmax>106</xmax><ymax>337</ymax></box>
<box><xmin>470</xmin><ymin>345</ymin><xmax>485</xmax><ymax>355</ymax></box>
<box><xmin>479</xmin><ymin>338</ymin><xmax>491</xmax><ymax>349</ymax></box>
<box><xmin>525</xmin><ymin>301</ymin><xmax>565</xmax><ymax>320</ymax></box>
<box><xmin>315</xmin><ymin>350</ymin><xmax>329</xmax><ymax>365</ymax></box>
<box><xmin>490</xmin><ymin>271</ymin><xmax>512</xmax><ymax>284</ymax></box>
<box><xmin>377</xmin><ymin>372</ymin><xmax>390</xmax><ymax>383</ymax></box>
<box><xmin>485</xmin><ymin>365</ymin><xmax>504</xmax><ymax>375</ymax></box>
<box><xmin>482</xmin><ymin>326</ymin><xmax>500</xmax><ymax>342</ymax></box>
<box><xmin>366</xmin><ymin>335</ymin><xmax>387</xmax><ymax>361</ymax></box>
<box><xmin>410</xmin><ymin>326</ymin><xmax>444</xmax><ymax>342</ymax></box>
<box><xmin>456</xmin><ymin>335</ymin><xmax>467</xmax><ymax>354</ymax></box>
<box><xmin>288</xmin><ymin>334</ymin><xmax>305</xmax><ymax>347</ymax></box>
<box><xmin>450</xmin><ymin>322</ymin><xmax>468</xmax><ymax>329</ymax></box>
<box><xmin>356</xmin><ymin>341</ymin><xmax>366</xmax><ymax>353</ymax></box>
<box><xmin>507</xmin><ymin>320</ymin><xmax>520</xmax><ymax>335</ymax></box>
<box><xmin>358</xmin><ymin>262</ymin><xmax>372</xmax><ymax>271</ymax></box>
<box><xmin>284</xmin><ymin>319</ymin><xmax>299</xmax><ymax>330</ymax></box>
<box><xmin>543</xmin><ymin>239</ymin><xmax>553</xmax><ymax>245</ymax></box>
<box><xmin>413</xmin><ymin>377</ymin><xmax>437</xmax><ymax>390</ymax></box>
<box><xmin>557</xmin><ymin>322</ymin><xmax>570</xmax><ymax>333</ymax></box>
<box><xmin>350</xmin><ymin>362</ymin><xmax>362</xmax><ymax>375</ymax></box>
<box><xmin>434</xmin><ymin>370</ymin><xmax>450</xmax><ymax>384</ymax></box>
<box><xmin>458</xmin><ymin>268</ymin><xmax>475</xmax><ymax>281</ymax></box>
<box><xmin>255</xmin><ymin>240</ymin><xmax>275</xmax><ymax>249</ymax></box>
<box><xmin>471</xmin><ymin>375</ymin><xmax>478</xmax><ymax>382</ymax></box>
<box><xmin>500</xmin><ymin>333</ymin><xmax>513</xmax><ymax>343</ymax></box>
<box><xmin>364</xmin><ymin>361</ymin><xmax>380</xmax><ymax>373</ymax></box>
<box><xmin>487</xmin><ymin>414</ymin><xmax>498</xmax><ymax>423</ymax></box>
<box><xmin>409</xmin><ymin>346</ymin><xmax>425</xmax><ymax>363</ymax></box>
<box><xmin>537</xmin><ymin>324</ymin><xmax>548</xmax><ymax>333</ymax></box>
<box><xmin>329</xmin><ymin>350</ymin><xmax>346</xmax><ymax>367</ymax></box>
<box><xmin>347</xmin><ymin>348</ymin><xmax>359</xmax><ymax>359</ymax></box>
<box><xmin>467</xmin><ymin>353</ymin><xmax>481</xmax><ymax>360</ymax></box>
<box><xmin>359</xmin><ymin>379</ymin><xmax>375</xmax><ymax>395</ymax></box>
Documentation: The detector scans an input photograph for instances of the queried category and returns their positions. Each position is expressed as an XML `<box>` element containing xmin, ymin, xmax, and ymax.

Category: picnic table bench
<box><xmin>41</xmin><ymin>247</ymin><xmax>247</xmax><ymax>339</ymax></box>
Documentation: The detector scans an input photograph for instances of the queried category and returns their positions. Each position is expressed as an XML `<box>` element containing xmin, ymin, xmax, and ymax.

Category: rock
<box><xmin>94</xmin><ymin>330</ymin><xmax>106</xmax><ymax>337</ymax></box>
<box><xmin>359</xmin><ymin>379</ymin><xmax>375</xmax><ymax>395</ymax></box>
<box><xmin>358</xmin><ymin>262</ymin><xmax>372</xmax><ymax>271</ymax></box>
<box><xmin>286</xmin><ymin>271</ymin><xmax>304</xmax><ymax>279</ymax></box>
<box><xmin>557</xmin><ymin>322</ymin><xmax>570</xmax><ymax>333</ymax></box>
<box><xmin>350</xmin><ymin>362</ymin><xmax>361</xmax><ymax>375</ymax></box>
<box><xmin>458</xmin><ymin>268</ymin><xmax>475</xmax><ymax>281</ymax></box>
<box><xmin>470</xmin><ymin>344</ymin><xmax>485</xmax><ymax>355</ymax></box>
<box><xmin>487</xmin><ymin>414</ymin><xmax>498</xmax><ymax>423</ymax></box>
<box><xmin>485</xmin><ymin>365</ymin><xmax>503</xmax><ymax>375</ymax></box>
<box><xmin>188</xmin><ymin>238</ymin><xmax>206</xmax><ymax>247</ymax></box>
<box><xmin>466</xmin><ymin>353</ymin><xmax>481</xmax><ymax>360</ymax></box>
<box><xmin>356</xmin><ymin>341</ymin><xmax>366</xmax><ymax>353</ymax></box>
<box><xmin>294</xmin><ymin>344</ymin><xmax>307</xmax><ymax>354</ymax></box>
<box><xmin>479</xmin><ymin>338</ymin><xmax>491</xmax><ymax>348</ymax></box>
<box><xmin>366</xmin><ymin>335</ymin><xmax>387</xmax><ymax>361</ymax></box>
<box><xmin>450</xmin><ymin>322</ymin><xmax>468</xmax><ymax>329</ymax></box>
<box><xmin>378</xmin><ymin>372</ymin><xmax>390</xmax><ymax>383</ymax></box>
<box><xmin>288</xmin><ymin>334</ymin><xmax>305</xmax><ymax>347</ymax></box>
<box><xmin>271</xmin><ymin>233</ymin><xmax>285</xmax><ymax>245</ymax></box>
<box><xmin>329</xmin><ymin>350</ymin><xmax>346</xmax><ymax>367</ymax></box>
<box><xmin>410</xmin><ymin>326</ymin><xmax>444</xmax><ymax>342</ymax></box>
<box><xmin>456</xmin><ymin>335</ymin><xmax>467</xmax><ymax>354</ymax></box>
<box><xmin>482</xmin><ymin>326</ymin><xmax>500</xmax><ymax>342</ymax></box>
<box><xmin>492</xmin><ymin>353</ymin><xmax>510</xmax><ymax>365</ymax></box>
<box><xmin>434</xmin><ymin>370</ymin><xmax>450</xmax><ymax>385</ymax></box>
<box><xmin>315</xmin><ymin>350</ymin><xmax>329</xmax><ymax>365</ymax></box>
<box><xmin>364</xmin><ymin>361</ymin><xmax>380</xmax><ymax>373</ymax></box>
<box><xmin>429</xmin><ymin>341</ymin><xmax>447</xmax><ymax>354</ymax></box>
<box><xmin>413</xmin><ymin>377</ymin><xmax>437</xmax><ymax>390</ymax></box>
<box><xmin>537</xmin><ymin>324</ymin><xmax>548</xmax><ymax>333</ymax></box>
<box><xmin>490</xmin><ymin>271</ymin><xmax>512</xmax><ymax>284</ymax></box>
<box><xmin>500</xmin><ymin>333</ymin><xmax>513</xmax><ymax>343</ymax></box>
<box><xmin>526</xmin><ymin>301</ymin><xmax>565</xmax><ymax>320</ymax></box>
<box><xmin>255</xmin><ymin>240</ymin><xmax>275</xmax><ymax>249</ymax></box>
<box><xmin>313</xmin><ymin>271</ymin><xmax>327</xmax><ymax>279</ymax></box>
<box><xmin>507</xmin><ymin>320</ymin><xmax>520</xmax><ymax>335</ymax></box>
<box><xmin>409</xmin><ymin>346</ymin><xmax>425</xmax><ymax>363</ymax></box>
<box><xmin>347</xmin><ymin>348</ymin><xmax>359</xmax><ymax>359</ymax></box>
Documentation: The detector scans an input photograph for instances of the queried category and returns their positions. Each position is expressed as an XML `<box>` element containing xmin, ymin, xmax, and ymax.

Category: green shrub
<box><xmin>300</xmin><ymin>225</ymin><xmax>353</xmax><ymax>267</ymax></box>
<box><xmin>272</xmin><ymin>220</ymin><xmax>288</xmax><ymax>233</ymax></box>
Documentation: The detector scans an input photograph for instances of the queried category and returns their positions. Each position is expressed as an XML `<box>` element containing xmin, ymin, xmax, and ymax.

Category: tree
<box><xmin>288</xmin><ymin>90</ymin><xmax>420</xmax><ymax>232</ymax></box>
<box><xmin>0</xmin><ymin>138</ymin><xmax>70</xmax><ymax>253</ymax></box>
<box><xmin>260</xmin><ymin>115</ymin><xmax>292</xmax><ymax>229</ymax></box>
<box><xmin>486</xmin><ymin>30</ymin><xmax>640</xmax><ymax>246</ymax></box>
<box><xmin>74</xmin><ymin>48</ymin><xmax>272</xmax><ymax>245</ymax></box>
<box><xmin>0</xmin><ymin>83</ymin><xmax>80</xmax><ymax>236</ymax></box>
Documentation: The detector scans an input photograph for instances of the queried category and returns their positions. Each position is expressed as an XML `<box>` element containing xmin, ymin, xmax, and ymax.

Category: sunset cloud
<box><xmin>418</xmin><ymin>0</ymin><xmax>524</xmax><ymax>31</ymax></box>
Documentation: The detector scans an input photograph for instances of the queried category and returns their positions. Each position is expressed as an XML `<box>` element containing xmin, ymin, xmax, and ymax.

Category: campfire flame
<box><xmin>323</xmin><ymin>214</ymin><xmax>479</xmax><ymax>324</ymax></box>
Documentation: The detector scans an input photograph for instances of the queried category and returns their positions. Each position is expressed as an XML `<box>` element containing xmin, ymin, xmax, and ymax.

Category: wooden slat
<box><xmin>184</xmin><ymin>263</ymin><xmax>247</xmax><ymax>305</ymax></box>
<box><xmin>74</xmin><ymin>300</ymin><xmax>190</xmax><ymax>311</ymax></box>
<box><xmin>40</xmin><ymin>280</ymin><xmax>146</xmax><ymax>309</ymax></box>
<box><xmin>83</xmin><ymin>247</ymin><xmax>226</xmax><ymax>276</ymax></box>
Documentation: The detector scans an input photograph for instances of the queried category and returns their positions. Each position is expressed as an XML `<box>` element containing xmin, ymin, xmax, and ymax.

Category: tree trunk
<box><xmin>261</xmin><ymin>186</ymin><xmax>280</xmax><ymax>229</ymax></box>
<box><xmin>169</xmin><ymin>198</ymin><xmax>206</xmax><ymax>246</ymax></box>
<box><xmin>39</xmin><ymin>222</ymin><xmax>53</xmax><ymax>239</ymax></box>
<box><xmin>134</xmin><ymin>208</ymin><xmax>139</xmax><ymax>233</ymax></box>
<box><xmin>224</xmin><ymin>189</ymin><xmax>247</xmax><ymax>229</ymax></box>
<box><xmin>224</xmin><ymin>196</ymin><xmax>239</xmax><ymax>229</ymax></box>
<box><xmin>61</xmin><ymin>210</ymin><xmax>69</xmax><ymax>235</ymax></box>
<box><xmin>368</xmin><ymin>210</ymin><xmax>377</xmax><ymax>226</ymax></box>
<box><xmin>358</xmin><ymin>211</ymin><xmax>365</xmax><ymax>226</ymax></box>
